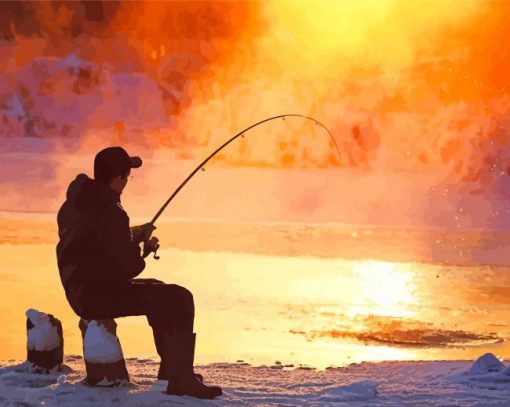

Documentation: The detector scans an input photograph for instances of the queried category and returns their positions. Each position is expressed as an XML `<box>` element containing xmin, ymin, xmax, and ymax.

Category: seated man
<box><xmin>56</xmin><ymin>146</ymin><xmax>221</xmax><ymax>399</ymax></box>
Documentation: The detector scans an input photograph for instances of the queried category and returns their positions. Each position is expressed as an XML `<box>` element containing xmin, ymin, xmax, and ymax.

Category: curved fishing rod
<box><xmin>150</xmin><ymin>114</ymin><xmax>340</xmax><ymax>225</ymax></box>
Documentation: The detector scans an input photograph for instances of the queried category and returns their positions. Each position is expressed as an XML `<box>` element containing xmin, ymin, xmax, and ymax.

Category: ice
<box><xmin>83</xmin><ymin>321</ymin><xmax>124</xmax><ymax>364</ymax></box>
<box><xmin>25</xmin><ymin>309</ymin><xmax>61</xmax><ymax>352</ymax></box>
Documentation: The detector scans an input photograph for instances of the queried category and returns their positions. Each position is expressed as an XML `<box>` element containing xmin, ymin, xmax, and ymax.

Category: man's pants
<box><xmin>117</xmin><ymin>278</ymin><xmax>194</xmax><ymax>334</ymax></box>
<box><xmin>76</xmin><ymin>278</ymin><xmax>194</xmax><ymax>377</ymax></box>
<box><xmin>129</xmin><ymin>279</ymin><xmax>195</xmax><ymax>362</ymax></box>
<box><xmin>84</xmin><ymin>278</ymin><xmax>195</xmax><ymax>359</ymax></box>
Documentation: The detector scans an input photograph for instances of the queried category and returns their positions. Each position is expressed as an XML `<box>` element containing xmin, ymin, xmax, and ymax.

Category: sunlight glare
<box><xmin>348</xmin><ymin>261</ymin><xmax>418</xmax><ymax>318</ymax></box>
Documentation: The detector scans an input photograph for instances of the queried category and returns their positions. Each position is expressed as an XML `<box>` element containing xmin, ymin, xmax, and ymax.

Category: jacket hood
<box><xmin>66</xmin><ymin>174</ymin><xmax>119</xmax><ymax>211</ymax></box>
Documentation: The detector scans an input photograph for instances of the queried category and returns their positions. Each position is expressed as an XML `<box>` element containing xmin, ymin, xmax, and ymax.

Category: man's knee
<box><xmin>150</xmin><ymin>284</ymin><xmax>194</xmax><ymax>313</ymax></box>
<box><xmin>168</xmin><ymin>284</ymin><xmax>194</xmax><ymax>313</ymax></box>
<box><xmin>147</xmin><ymin>284</ymin><xmax>194</xmax><ymax>329</ymax></box>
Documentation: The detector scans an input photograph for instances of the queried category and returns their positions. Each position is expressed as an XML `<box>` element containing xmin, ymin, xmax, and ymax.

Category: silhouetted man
<box><xmin>56</xmin><ymin>146</ymin><xmax>222</xmax><ymax>399</ymax></box>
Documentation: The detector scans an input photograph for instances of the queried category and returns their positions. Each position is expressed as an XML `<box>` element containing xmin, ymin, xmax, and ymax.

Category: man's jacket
<box><xmin>56</xmin><ymin>174</ymin><xmax>145</xmax><ymax>318</ymax></box>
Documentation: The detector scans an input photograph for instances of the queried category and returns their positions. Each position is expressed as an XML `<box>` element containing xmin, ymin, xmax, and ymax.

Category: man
<box><xmin>56</xmin><ymin>146</ymin><xmax>222</xmax><ymax>399</ymax></box>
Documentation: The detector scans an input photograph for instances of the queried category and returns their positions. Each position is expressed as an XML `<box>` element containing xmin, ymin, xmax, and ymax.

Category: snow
<box><xmin>314</xmin><ymin>380</ymin><xmax>378</xmax><ymax>402</ymax></box>
<box><xmin>468</xmin><ymin>353</ymin><xmax>505</xmax><ymax>375</ymax></box>
<box><xmin>26</xmin><ymin>309</ymin><xmax>61</xmax><ymax>352</ymax></box>
<box><xmin>83</xmin><ymin>321</ymin><xmax>124</xmax><ymax>364</ymax></box>
<box><xmin>2</xmin><ymin>354</ymin><xmax>510</xmax><ymax>406</ymax></box>
<box><xmin>94</xmin><ymin>377</ymin><xmax>129</xmax><ymax>388</ymax></box>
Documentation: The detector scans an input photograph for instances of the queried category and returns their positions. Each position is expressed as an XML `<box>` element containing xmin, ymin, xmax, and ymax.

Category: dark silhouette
<box><xmin>56</xmin><ymin>146</ymin><xmax>222</xmax><ymax>399</ymax></box>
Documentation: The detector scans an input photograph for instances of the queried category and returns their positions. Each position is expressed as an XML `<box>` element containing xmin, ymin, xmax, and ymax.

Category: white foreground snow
<box><xmin>2</xmin><ymin>354</ymin><xmax>510</xmax><ymax>406</ymax></box>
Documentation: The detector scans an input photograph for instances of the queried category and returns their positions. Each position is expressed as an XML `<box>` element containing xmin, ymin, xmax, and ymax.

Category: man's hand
<box><xmin>142</xmin><ymin>236</ymin><xmax>160</xmax><ymax>259</ymax></box>
<box><xmin>131</xmin><ymin>223</ymin><xmax>156</xmax><ymax>244</ymax></box>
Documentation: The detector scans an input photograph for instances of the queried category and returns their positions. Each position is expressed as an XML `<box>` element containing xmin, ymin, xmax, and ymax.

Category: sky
<box><xmin>2</xmin><ymin>0</ymin><xmax>510</xmax><ymax>226</ymax></box>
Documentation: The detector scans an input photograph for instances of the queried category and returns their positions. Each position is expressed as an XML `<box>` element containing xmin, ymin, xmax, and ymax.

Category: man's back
<box><xmin>56</xmin><ymin>173</ymin><xmax>145</xmax><ymax>319</ymax></box>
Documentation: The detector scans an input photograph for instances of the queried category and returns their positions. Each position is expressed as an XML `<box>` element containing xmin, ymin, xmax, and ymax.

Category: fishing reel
<box><xmin>142</xmin><ymin>237</ymin><xmax>160</xmax><ymax>260</ymax></box>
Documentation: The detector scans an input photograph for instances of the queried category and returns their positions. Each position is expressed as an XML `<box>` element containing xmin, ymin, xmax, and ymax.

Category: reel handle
<box><xmin>142</xmin><ymin>240</ymin><xmax>160</xmax><ymax>260</ymax></box>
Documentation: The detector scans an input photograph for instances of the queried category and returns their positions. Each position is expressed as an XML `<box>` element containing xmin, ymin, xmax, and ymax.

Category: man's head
<box><xmin>94</xmin><ymin>147</ymin><xmax>142</xmax><ymax>194</ymax></box>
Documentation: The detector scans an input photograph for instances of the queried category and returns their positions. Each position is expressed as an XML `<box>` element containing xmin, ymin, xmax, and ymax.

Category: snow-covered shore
<box><xmin>2</xmin><ymin>354</ymin><xmax>510</xmax><ymax>406</ymax></box>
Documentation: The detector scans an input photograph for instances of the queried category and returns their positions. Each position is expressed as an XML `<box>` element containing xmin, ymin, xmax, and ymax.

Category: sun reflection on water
<box><xmin>347</xmin><ymin>261</ymin><xmax>419</xmax><ymax>319</ymax></box>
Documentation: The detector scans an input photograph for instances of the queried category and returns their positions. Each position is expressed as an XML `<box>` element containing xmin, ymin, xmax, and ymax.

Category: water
<box><xmin>1</xmin><ymin>216</ymin><xmax>510</xmax><ymax>368</ymax></box>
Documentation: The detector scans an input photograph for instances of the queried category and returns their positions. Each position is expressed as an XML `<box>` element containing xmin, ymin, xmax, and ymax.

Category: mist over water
<box><xmin>2</xmin><ymin>1</ymin><xmax>510</xmax><ymax>230</ymax></box>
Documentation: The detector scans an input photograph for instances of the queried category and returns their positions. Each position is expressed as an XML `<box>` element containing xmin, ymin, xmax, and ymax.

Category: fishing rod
<box><xmin>142</xmin><ymin>113</ymin><xmax>340</xmax><ymax>259</ymax></box>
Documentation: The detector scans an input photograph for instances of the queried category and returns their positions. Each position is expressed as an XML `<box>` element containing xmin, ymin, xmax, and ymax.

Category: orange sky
<box><xmin>2</xmin><ymin>1</ymin><xmax>510</xmax><ymax>225</ymax></box>
<box><xmin>1</xmin><ymin>1</ymin><xmax>508</xmax><ymax>169</ymax></box>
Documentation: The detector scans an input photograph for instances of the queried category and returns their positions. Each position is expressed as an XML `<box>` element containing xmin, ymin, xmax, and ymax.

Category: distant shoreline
<box><xmin>2</xmin><ymin>208</ymin><xmax>510</xmax><ymax>234</ymax></box>
<box><xmin>2</xmin><ymin>214</ymin><xmax>510</xmax><ymax>267</ymax></box>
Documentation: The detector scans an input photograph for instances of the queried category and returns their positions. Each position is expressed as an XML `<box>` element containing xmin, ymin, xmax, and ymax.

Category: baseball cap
<box><xmin>94</xmin><ymin>147</ymin><xmax>142</xmax><ymax>181</ymax></box>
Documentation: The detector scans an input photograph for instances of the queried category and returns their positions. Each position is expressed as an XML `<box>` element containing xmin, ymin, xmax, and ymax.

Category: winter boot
<box><xmin>164</xmin><ymin>333</ymin><xmax>222</xmax><ymax>399</ymax></box>
<box><xmin>158</xmin><ymin>360</ymin><xmax>203</xmax><ymax>382</ymax></box>
<box><xmin>153</xmin><ymin>327</ymin><xmax>203</xmax><ymax>382</ymax></box>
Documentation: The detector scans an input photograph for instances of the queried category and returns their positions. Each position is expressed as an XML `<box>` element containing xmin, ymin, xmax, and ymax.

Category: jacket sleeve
<box><xmin>103</xmin><ymin>203</ymin><xmax>145</xmax><ymax>280</ymax></box>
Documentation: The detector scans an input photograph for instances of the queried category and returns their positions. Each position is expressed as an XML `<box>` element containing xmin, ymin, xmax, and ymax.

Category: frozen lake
<box><xmin>2</xmin><ymin>215</ymin><xmax>510</xmax><ymax>369</ymax></box>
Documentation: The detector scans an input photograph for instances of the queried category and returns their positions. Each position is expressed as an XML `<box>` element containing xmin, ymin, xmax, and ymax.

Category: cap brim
<box><xmin>129</xmin><ymin>156</ymin><xmax>142</xmax><ymax>168</ymax></box>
